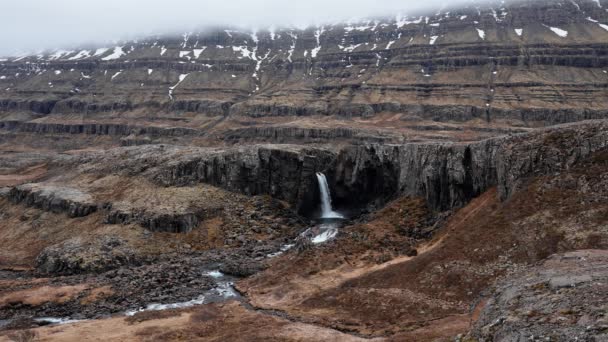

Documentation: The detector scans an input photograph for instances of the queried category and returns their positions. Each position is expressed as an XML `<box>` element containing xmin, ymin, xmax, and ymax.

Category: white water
<box><xmin>311</xmin><ymin>227</ymin><xmax>338</xmax><ymax>244</ymax></box>
<box><xmin>266</xmin><ymin>243</ymin><xmax>294</xmax><ymax>258</ymax></box>
<box><xmin>125</xmin><ymin>272</ymin><xmax>239</xmax><ymax>317</ymax></box>
<box><xmin>34</xmin><ymin>317</ymin><xmax>84</xmax><ymax>325</ymax></box>
<box><xmin>125</xmin><ymin>295</ymin><xmax>206</xmax><ymax>316</ymax></box>
<box><xmin>203</xmin><ymin>270</ymin><xmax>224</xmax><ymax>278</ymax></box>
<box><xmin>316</xmin><ymin>172</ymin><xmax>343</xmax><ymax>219</ymax></box>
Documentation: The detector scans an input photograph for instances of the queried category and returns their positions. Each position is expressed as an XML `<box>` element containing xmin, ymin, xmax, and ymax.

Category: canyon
<box><xmin>1</xmin><ymin>0</ymin><xmax>608</xmax><ymax>341</ymax></box>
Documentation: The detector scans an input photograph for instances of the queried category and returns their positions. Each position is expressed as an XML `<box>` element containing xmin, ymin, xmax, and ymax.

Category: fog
<box><xmin>0</xmin><ymin>0</ymin><xmax>480</xmax><ymax>56</ymax></box>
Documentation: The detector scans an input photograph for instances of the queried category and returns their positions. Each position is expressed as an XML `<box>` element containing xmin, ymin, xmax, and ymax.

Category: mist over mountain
<box><xmin>2</xmin><ymin>0</ymin><xmax>478</xmax><ymax>55</ymax></box>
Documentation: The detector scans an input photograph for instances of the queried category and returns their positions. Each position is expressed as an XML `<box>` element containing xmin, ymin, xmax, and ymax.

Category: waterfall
<box><xmin>315</xmin><ymin>172</ymin><xmax>343</xmax><ymax>219</ymax></box>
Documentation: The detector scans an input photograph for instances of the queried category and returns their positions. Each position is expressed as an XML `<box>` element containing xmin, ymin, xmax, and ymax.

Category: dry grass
<box><xmin>6</xmin><ymin>330</ymin><xmax>38</xmax><ymax>342</ymax></box>
<box><xmin>79</xmin><ymin>286</ymin><xmax>114</xmax><ymax>305</ymax></box>
<box><xmin>0</xmin><ymin>284</ymin><xmax>88</xmax><ymax>307</ymax></box>
<box><xmin>125</xmin><ymin>309</ymin><xmax>184</xmax><ymax>324</ymax></box>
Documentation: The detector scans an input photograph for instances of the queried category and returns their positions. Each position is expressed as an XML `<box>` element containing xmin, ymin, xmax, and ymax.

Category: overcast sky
<box><xmin>0</xmin><ymin>0</ymin><xmax>470</xmax><ymax>56</ymax></box>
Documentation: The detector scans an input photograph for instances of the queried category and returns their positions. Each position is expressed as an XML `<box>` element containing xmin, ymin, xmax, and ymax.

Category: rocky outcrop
<box><xmin>470</xmin><ymin>250</ymin><xmax>608</xmax><ymax>342</ymax></box>
<box><xmin>104</xmin><ymin>206</ymin><xmax>223</xmax><ymax>233</ymax></box>
<box><xmin>141</xmin><ymin>121</ymin><xmax>608</xmax><ymax>215</ymax></box>
<box><xmin>152</xmin><ymin>145</ymin><xmax>336</xmax><ymax>215</ymax></box>
<box><xmin>35</xmin><ymin>236</ymin><xmax>138</xmax><ymax>275</ymax></box>
<box><xmin>0</xmin><ymin>99</ymin><xmax>57</xmax><ymax>115</ymax></box>
<box><xmin>220</xmin><ymin>126</ymin><xmax>396</xmax><ymax>144</ymax></box>
<box><xmin>329</xmin><ymin>140</ymin><xmax>499</xmax><ymax>211</ymax></box>
<box><xmin>7</xmin><ymin>183</ymin><xmax>98</xmax><ymax>217</ymax></box>
<box><xmin>327</xmin><ymin>120</ymin><xmax>608</xmax><ymax>211</ymax></box>
<box><xmin>0</xmin><ymin>121</ymin><xmax>203</xmax><ymax>138</ymax></box>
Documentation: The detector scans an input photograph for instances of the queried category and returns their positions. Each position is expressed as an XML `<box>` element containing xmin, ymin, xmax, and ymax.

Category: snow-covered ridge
<box><xmin>1</xmin><ymin>0</ymin><xmax>606</xmax><ymax>64</ymax></box>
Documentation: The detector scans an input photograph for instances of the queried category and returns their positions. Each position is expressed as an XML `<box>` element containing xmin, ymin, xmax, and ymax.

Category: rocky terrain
<box><xmin>0</xmin><ymin>0</ymin><xmax>607</xmax><ymax>341</ymax></box>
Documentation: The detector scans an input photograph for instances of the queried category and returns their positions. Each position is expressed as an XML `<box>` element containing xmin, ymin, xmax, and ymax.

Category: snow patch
<box><xmin>515</xmin><ymin>28</ymin><xmax>523</xmax><ymax>36</ymax></box>
<box><xmin>311</xmin><ymin>26</ymin><xmax>325</xmax><ymax>58</ymax></box>
<box><xmin>193</xmin><ymin>47</ymin><xmax>206</xmax><ymax>59</ymax></box>
<box><xmin>49</xmin><ymin>50</ymin><xmax>73</xmax><ymax>60</ymax></box>
<box><xmin>102</xmin><ymin>47</ymin><xmax>125</xmax><ymax>61</ymax></box>
<box><xmin>68</xmin><ymin>50</ymin><xmax>91</xmax><ymax>60</ymax></box>
<box><xmin>395</xmin><ymin>14</ymin><xmax>423</xmax><ymax>28</ymax></box>
<box><xmin>340</xmin><ymin>43</ymin><xmax>363</xmax><ymax>52</ymax></box>
<box><xmin>429</xmin><ymin>36</ymin><xmax>439</xmax><ymax>45</ymax></box>
<box><xmin>477</xmin><ymin>28</ymin><xmax>486</xmax><ymax>40</ymax></box>
<box><xmin>232</xmin><ymin>46</ymin><xmax>256</xmax><ymax>60</ymax></box>
<box><xmin>545</xmin><ymin>25</ymin><xmax>568</xmax><ymax>37</ymax></box>
<box><xmin>93</xmin><ymin>48</ymin><xmax>108</xmax><ymax>57</ymax></box>
<box><xmin>168</xmin><ymin>73</ymin><xmax>189</xmax><ymax>100</ymax></box>
<box><xmin>111</xmin><ymin>71</ymin><xmax>122</xmax><ymax>81</ymax></box>
<box><xmin>148</xmin><ymin>69</ymin><xmax>153</xmax><ymax>75</ymax></box>
<box><xmin>253</xmin><ymin>50</ymin><xmax>271</xmax><ymax>80</ymax></box>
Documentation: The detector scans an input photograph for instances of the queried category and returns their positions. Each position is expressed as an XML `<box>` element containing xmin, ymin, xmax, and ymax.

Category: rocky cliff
<box><xmin>327</xmin><ymin>120</ymin><xmax>608</xmax><ymax>212</ymax></box>
<box><xmin>5</xmin><ymin>183</ymin><xmax>98</xmax><ymax>218</ymax></box>
<box><xmin>76</xmin><ymin>120</ymin><xmax>604</xmax><ymax>215</ymax></box>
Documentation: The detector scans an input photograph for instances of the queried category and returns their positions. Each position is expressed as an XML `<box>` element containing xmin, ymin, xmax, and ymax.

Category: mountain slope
<box><xmin>1</xmin><ymin>0</ymin><xmax>608</xmax><ymax>147</ymax></box>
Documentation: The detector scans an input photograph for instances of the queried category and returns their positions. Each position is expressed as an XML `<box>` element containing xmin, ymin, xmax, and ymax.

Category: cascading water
<box><xmin>315</xmin><ymin>172</ymin><xmax>344</xmax><ymax>219</ymax></box>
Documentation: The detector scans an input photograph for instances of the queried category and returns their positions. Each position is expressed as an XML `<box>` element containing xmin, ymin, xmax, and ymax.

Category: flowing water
<box><xmin>315</xmin><ymin>172</ymin><xmax>344</xmax><ymax>219</ymax></box>
<box><xmin>12</xmin><ymin>175</ymin><xmax>348</xmax><ymax>326</ymax></box>
<box><xmin>125</xmin><ymin>270</ymin><xmax>240</xmax><ymax>316</ymax></box>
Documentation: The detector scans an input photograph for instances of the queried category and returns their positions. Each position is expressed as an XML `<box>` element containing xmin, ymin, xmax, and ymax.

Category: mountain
<box><xmin>0</xmin><ymin>0</ymin><xmax>608</xmax><ymax>341</ymax></box>
<box><xmin>1</xmin><ymin>0</ymin><xmax>608</xmax><ymax>146</ymax></box>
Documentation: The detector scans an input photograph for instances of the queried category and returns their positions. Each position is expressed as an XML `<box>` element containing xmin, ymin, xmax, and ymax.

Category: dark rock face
<box><xmin>145</xmin><ymin>121</ymin><xmax>608</xmax><ymax>215</ymax></box>
<box><xmin>220</xmin><ymin>126</ymin><xmax>395</xmax><ymax>144</ymax></box>
<box><xmin>0</xmin><ymin>121</ymin><xmax>203</xmax><ymax>138</ymax></box>
<box><xmin>0</xmin><ymin>99</ymin><xmax>57</xmax><ymax>115</ymax></box>
<box><xmin>327</xmin><ymin>120</ymin><xmax>608</xmax><ymax>212</ymax></box>
<box><xmin>329</xmin><ymin>140</ymin><xmax>499</xmax><ymax>212</ymax></box>
<box><xmin>105</xmin><ymin>207</ymin><xmax>222</xmax><ymax>233</ymax></box>
<box><xmin>7</xmin><ymin>183</ymin><xmax>98</xmax><ymax>218</ymax></box>
<box><xmin>153</xmin><ymin>145</ymin><xmax>336</xmax><ymax>215</ymax></box>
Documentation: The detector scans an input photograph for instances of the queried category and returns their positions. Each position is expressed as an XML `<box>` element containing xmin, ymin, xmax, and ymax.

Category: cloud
<box><xmin>0</xmin><ymin>0</ymin><xmax>468</xmax><ymax>55</ymax></box>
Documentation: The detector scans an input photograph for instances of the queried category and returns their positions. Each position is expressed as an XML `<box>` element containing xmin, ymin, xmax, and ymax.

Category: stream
<box><xmin>9</xmin><ymin>172</ymin><xmax>347</xmax><ymax>327</ymax></box>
